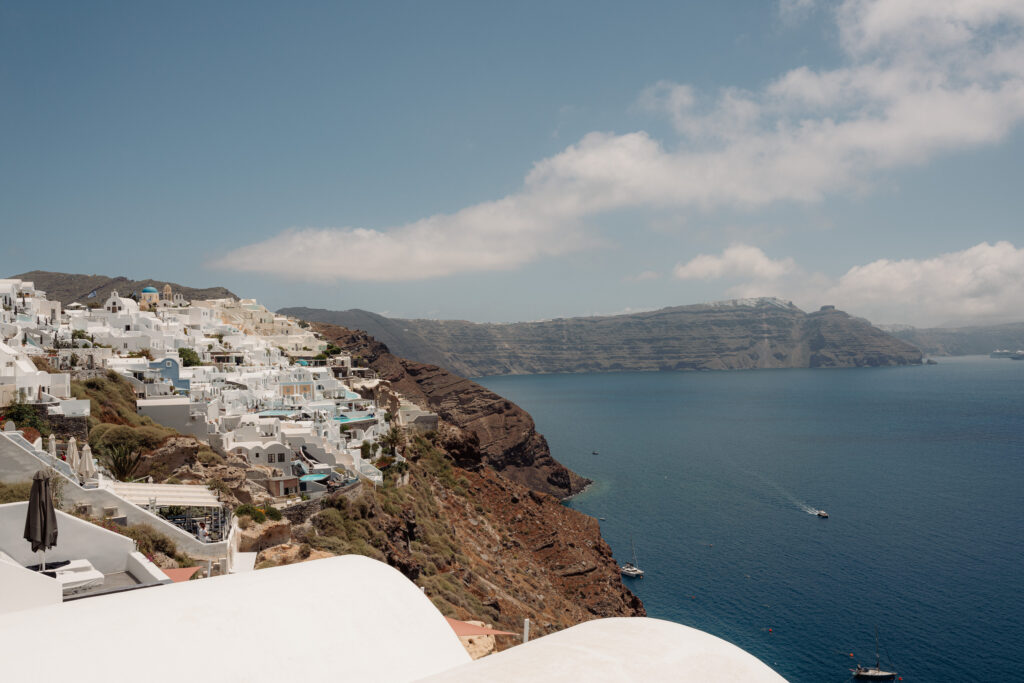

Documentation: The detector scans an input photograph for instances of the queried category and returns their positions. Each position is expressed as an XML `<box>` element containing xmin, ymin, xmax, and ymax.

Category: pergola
<box><xmin>110</xmin><ymin>482</ymin><xmax>228</xmax><ymax>542</ymax></box>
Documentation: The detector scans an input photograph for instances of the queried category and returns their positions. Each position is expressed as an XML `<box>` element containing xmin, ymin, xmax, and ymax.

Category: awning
<box><xmin>110</xmin><ymin>482</ymin><xmax>222</xmax><ymax>508</ymax></box>
<box><xmin>162</xmin><ymin>567</ymin><xmax>200</xmax><ymax>583</ymax></box>
<box><xmin>445</xmin><ymin>617</ymin><xmax>517</xmax><ymax>637</ymax></box>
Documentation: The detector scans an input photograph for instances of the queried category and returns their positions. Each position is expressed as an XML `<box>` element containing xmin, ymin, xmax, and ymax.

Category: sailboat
<box><xmin>620</xmin><ymin>536</ymin><xmax>644</xmax><ymax>578</ymax></box>
<box><xmin>851</xmin><ymin>628</ymin><xmax>897</xmax><ymax>680</ymax></box>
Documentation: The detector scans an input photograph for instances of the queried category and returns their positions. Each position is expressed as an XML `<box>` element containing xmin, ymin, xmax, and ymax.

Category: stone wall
<box><xmin>280</xmin><ymin>498</ymin><xmax>322</xmax><ymax>525</ymax></box>
<box><xmin>25</xmin><ymin>404</ymin><xmax>89</xmax><ymax>441</ymax></box>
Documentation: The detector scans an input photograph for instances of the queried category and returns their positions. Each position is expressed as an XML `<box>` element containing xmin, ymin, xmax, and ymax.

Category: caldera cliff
<box><xmin>282</xmin><ymin>298</ymin><xmax>923</xmax><ymax>378</ymax></box>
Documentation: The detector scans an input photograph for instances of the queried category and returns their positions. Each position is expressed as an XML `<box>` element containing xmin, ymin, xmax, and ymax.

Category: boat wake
<box><xmin>745</xmin><ymin>470</ymin><xmax>822</xmax><ymax>516</ymax></box>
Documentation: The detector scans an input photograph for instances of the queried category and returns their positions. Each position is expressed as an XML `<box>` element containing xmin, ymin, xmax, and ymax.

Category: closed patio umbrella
<box><xmin>78</xmin><ymin>443</ymin><xmax>96</xmax><ymax>479</ymax></box>
<box><xmin>23</xmin><ymin>470</ymin><xmax>58</xmax><ymax>570</ymax></box>
<box><xmin>47</xmin><ymin>434</ymin><xmax>57</xmax><ymax>459</ymax></box>
<box><xmin>65</xmin><ymin>436</ymin><xmax>79</xmax><ymax>473</ymax></box>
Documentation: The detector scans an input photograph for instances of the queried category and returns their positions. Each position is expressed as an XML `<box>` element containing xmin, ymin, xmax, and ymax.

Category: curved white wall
<box><xmin>0</xmin><ymin>555</ymin><xmax>471</xmax><ymax>682</ymax></box>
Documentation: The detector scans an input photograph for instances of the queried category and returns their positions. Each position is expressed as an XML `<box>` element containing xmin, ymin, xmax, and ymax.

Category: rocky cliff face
<box><xmin>283</xmin><ymin>299</ymin><xmax>922</xmax><ymax>377</ymax></box>
<box><xmin>288</xmin><ymin>435</ymin><xmax>644</xmax><ymax>641</ymax></box>
<box><xmin>313</xmin><ymin>322</ymin><xmax>589</xmax><ymax>499</ymax></box>
<box><xmin>271</xmin><ymin>322</ymin><xmax>642</xmax><ymax>636</ymax></box>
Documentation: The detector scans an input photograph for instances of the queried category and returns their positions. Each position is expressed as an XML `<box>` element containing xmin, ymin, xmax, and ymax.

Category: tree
<box><xmin>99</xmin><ymin>444</ymin><xmax>144</xmax><ymax>482</ymax></box>
<box><xmin>380</xmin><ymin>426</ymin><xmax>403</xmax><ymax>456</ymax></box>
<box><xmin>178</xmin><ymin>347</ymin><xmax>202</xmax><ymax>367</ymax></box>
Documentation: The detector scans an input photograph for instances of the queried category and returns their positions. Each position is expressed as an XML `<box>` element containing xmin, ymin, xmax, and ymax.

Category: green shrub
<box><xmin>235</xmin><ymin>503</ymin><xmax>266</xmax><ymax>524</ymax></box>
<box><xmin>0</xmin><ymin>481</ymin><xmax>33</xmax><ymax>504</ymax></box>
<box><xmin>264</xmin><ymin>505</ymin><xmax>282</xmax><ymax>521</ymax></box>
<box><xmin>121</xmin><ymin>523</ymin><xmax>177</xmax><ymax>557</ymax></box>
<box><xmin>206</xmin><ymin>478</ymin><xmax>230</xmax><ymax>496</ymax></box>
<box><xmin>0</xmin><ymin>400</ymin><xmax>52</xmax><ymax>437</ymax></box>
<box><xmin>89</xmin><ymin>424</ymin><xmax>171</xmax><ymax>454</ymax></box>
<box><xmin>196</xmin><ymin>448</ymin><xmax>224</xmax><ymax>466</ymax></box>
<box><xmin>178</xmin><ymin>347</ymin><xmax>202</xmax><ymax>367</ymax></box>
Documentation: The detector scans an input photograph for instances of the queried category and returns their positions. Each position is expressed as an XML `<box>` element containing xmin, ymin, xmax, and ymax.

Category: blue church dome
<box><xmin>141</xmin><ymin>286</ymin><xmax>159</xmax><ymax>293</ymax></box>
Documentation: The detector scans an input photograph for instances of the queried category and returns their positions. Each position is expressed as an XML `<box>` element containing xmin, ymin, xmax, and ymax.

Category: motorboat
<box><xmin>816</xmin><ymin>510</ymin><xmax>829</xmax><ymax>518</ymax></box>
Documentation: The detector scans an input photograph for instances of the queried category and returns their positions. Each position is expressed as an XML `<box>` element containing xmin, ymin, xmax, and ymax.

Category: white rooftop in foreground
<box><xmin>0</xmin><ymin>554</ymin><xmax>788</xmax><ymax>682</ymax></box>
<box><xmin>109</xmin><ymin>481</ymin><xmax>222</xmax><ymax>507</ymax></box>
<box><xmin>421</xmin><ymin>617</ymin><xmax>787</xmax><ymax>683</ymax></box>
<box><xmin>0</xmin><ymin>555</ymin><xmax>470</xmax><ymax>682</ymax></box>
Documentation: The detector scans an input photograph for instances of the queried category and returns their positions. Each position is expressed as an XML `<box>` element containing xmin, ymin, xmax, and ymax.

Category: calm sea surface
<box><xmin>478</xmin><ymin>356</ymin><xmax>1024</xmax><ymax>682</ymax></box>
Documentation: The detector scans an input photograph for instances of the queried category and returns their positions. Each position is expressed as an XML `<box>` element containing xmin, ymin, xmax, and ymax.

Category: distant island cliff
<box><xmin>886</xmin><ymin>321</ymin><xmax>1024</xmax><ymax>356</ymax></box>
<box><xmin>281</xmin><ymin>298</ymin><xmax>923</xmax><ymax>377</ymax></box>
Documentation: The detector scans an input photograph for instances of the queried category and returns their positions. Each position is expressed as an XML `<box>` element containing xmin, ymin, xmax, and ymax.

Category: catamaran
<box><xmin>620</xmin><ymin>537</ymin><xmax>644</xmax><ymax>578</ymax></box>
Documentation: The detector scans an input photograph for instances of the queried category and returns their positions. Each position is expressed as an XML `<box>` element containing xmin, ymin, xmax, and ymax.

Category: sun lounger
<box><xmin>37</xmin><ymin>559</ymin><xmax>105</xmax><ymax>594</ymax></box>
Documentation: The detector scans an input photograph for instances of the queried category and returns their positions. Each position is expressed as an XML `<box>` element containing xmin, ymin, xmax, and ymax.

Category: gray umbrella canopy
<box><xmin>23</xmin><ymin>470</ymin><xmax>58</xmax><ymax>555</ymax></box>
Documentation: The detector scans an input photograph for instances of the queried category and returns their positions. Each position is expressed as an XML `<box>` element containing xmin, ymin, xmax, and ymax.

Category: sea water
<box><xmin>478</xmin><ymin>356</ymin><xmax>1024</xmax><ymax>682</ymax></box>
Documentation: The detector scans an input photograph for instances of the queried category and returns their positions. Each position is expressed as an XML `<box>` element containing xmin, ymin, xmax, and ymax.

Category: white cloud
<box><xmin>837</xmin><ymin>0</ymin><xmax>1024</xmax><ymax>55</ymax></box>
<box><xmin>216</xmin><ymin>1</ymin><xmax>1024</xmax><ymax>282</ymax></box>
<box><xmin>673</xmin><ymin>244</ymin><xmax>796</xmax><ymax>281</ymax></box>
<box><xmin>213</xmin><ymin>195</ymin><xmax>590</xmax><ymax>282</ymax></box>
<box><xmin>779</xmin><ymin>0</ymin><xmax>818</xmax><ymax>22</ymax></box>
<box><xmin>678</xmin><ymin>241</ymin><xmax>1024</xmax><ymax>327</ymax></box>
<box><xmin>823</xmin><ymin>241</ymin><xmax>1024</xmax><ymax>325</ymax></box>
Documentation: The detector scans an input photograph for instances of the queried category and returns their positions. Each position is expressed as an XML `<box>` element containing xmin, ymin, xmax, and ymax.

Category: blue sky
<box><xmin>3</xmin><ymin>1</ymin><xmax>1023</xmax><ymax>327</ymax></box>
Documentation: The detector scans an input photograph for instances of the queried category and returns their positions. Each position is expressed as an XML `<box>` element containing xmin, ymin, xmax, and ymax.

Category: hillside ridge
<box><xmin>9</xmin><ymin>270</ymin><xmax>237</xmax><ymax>305</ymax></box>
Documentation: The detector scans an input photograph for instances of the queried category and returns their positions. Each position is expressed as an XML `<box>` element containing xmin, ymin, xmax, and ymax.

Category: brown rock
<box><xmin>256</xmin><ymin>543</ymin><xmax>333</xmax><ymax>567</ymax></box>
<box><xmin>238</xmin><ymin>518</ymin><xmax>291</xmax><ymax>552</ymax></box>
<box><xmin>458</xmin><ymin>622</ymin><xmax>497</xmax><ymax>660</ymax></box>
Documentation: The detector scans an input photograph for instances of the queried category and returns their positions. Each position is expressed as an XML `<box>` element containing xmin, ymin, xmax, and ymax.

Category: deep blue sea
<box><xmin>478</xmin><ymin>356</ymin><xmax>1024</xmax><ymax>683</ymax></box>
